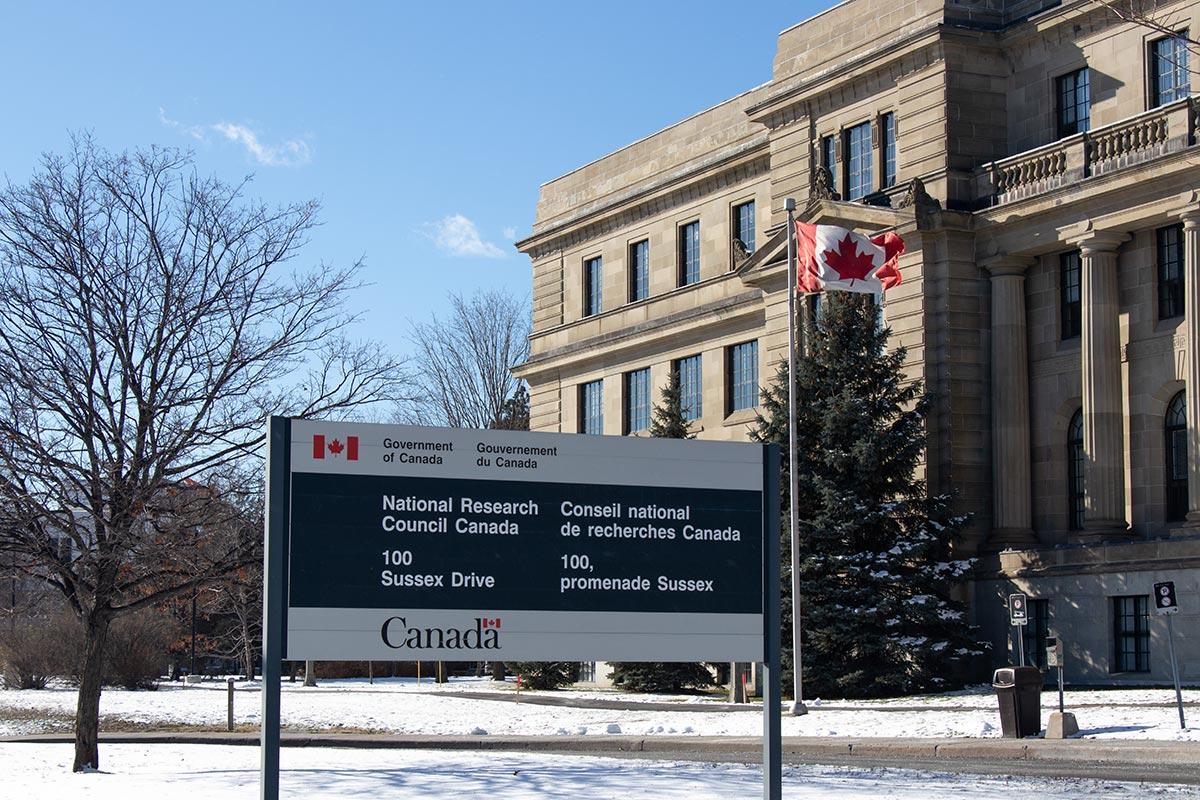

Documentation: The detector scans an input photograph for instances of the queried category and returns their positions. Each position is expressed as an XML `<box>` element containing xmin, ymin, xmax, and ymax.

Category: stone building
<box><xmin>514</xmin><ymin>0</ymin><xmax>1199</xmax><ymax>685</ymax></box>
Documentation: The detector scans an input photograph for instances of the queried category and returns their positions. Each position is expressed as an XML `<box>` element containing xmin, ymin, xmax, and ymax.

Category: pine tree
<box><xmin>648</xmin><ymin>369</ymin><xmax>694</xmax><ymax>439</ymax></box>
<box><xmin>754</xmin><ymin>292</ymin><xmax>985</xmax><ymax>698</ymax></box>
<box><xmin>610</xmin><ymin>369</ymin><xmax>715</xmax><ymax>694</ymax></box>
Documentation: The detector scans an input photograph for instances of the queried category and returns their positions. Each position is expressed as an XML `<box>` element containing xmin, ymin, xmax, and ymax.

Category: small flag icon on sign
<box><xmin>313</xmin><ymin>435</ymin><xmax>359</xmax><ymax>460</ymax></box>
<box><xmin>481</xmin><ymin>618</ymin><xmax>501</xmax><ymax>629</ymax></box>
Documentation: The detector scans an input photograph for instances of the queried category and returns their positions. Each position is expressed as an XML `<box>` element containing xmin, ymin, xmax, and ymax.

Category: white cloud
<box><xmin>502</xmin><ymin>226</ymin><xmax>518</xmax><ymax>241</ymax></box>
<box><xmin>158</xmin><ymin>107</ymin><xmax>205</xmax><ymax>141</ymax></box>
<box><xmin>158</xmin><ymin>108</ymin><xmax>312</xmax><ymax>168</ymax></box>
<box><xmin>211</xmin><ymin>122</ymin><xmax>312</xmax><ymax>168</ymax></box>
<box><xmin>423</xmin><ymin>214</ymin><xmax>507</xmax><ymax>258</ymax></box>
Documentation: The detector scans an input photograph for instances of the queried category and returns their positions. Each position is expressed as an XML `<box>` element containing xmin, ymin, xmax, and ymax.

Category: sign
<box><xmin>275</xmin><ymin>419</ymin><xmax>770</xmax><ymax>662</ymax></box>
<box><xmin>1045</xmin><ymin>635</ymin><xmax>1063</xmax><ymax>668</ymax></box>
<box><xmin>1008</xmin><ymin>592</ymin><xmax>1028</xmax><ymax>626</ymax></box>
<box><xmin>1154</xmin><ymin>581</ymin><xmax>1179</xmax><ymax>615</ymax></box>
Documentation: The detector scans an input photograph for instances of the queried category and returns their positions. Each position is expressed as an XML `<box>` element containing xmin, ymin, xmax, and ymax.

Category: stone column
<box><xmin>1077</xmin><ymin>231</ymin><xmax>1131</xmax><ymax>535</ymax></box>
<box><xmin>1182</xmin><ymin>211</ymin><xmax>1200</xmax><ymax>525</ymax></box>
<box><xmin>984</xmin><ymin>256</ymin><xmax>1037</xmax><ymax>548</ymax></box>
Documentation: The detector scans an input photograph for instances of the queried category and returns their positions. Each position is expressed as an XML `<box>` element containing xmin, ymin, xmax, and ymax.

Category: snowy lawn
<box><xmin>1</xmin><ymin>743</ymin><xmax>1197</xmax><ymax>800</ymax></box>
<box><xmin>0</xmin><ymin>676</ymin><xmax>1196</xmax><ymax>741</ymax></box>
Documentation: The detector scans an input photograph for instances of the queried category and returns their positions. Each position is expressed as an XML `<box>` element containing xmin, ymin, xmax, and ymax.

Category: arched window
<box><xmin>1067</xmin><ymin>409</ymin><xmax>1084</xmax><ymax>530</ymax></box>
<box><xmin>1165</xmin><ymin>391</ymin><xmax>1187</xmax><ymax>522</ymax></box>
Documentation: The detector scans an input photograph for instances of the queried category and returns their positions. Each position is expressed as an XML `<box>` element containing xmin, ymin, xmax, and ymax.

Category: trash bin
<box><xmin>992</xmin><ymin>666</ymin><xmax>1043</xmax><ymax>738</ymax></box>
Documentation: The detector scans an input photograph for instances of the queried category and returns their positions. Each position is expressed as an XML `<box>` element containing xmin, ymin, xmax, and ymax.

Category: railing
<box><xmin>976</xmin><ymin>96</ymin><xmax>1195</xmax><ymax>206</ymax></box>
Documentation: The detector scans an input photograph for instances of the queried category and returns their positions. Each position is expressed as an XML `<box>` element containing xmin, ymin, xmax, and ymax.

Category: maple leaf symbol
<box><xmin>328</xmin><ymin>438</ymin><xmax>345</xmax><ymax>457</ymax></box>
<box><xmin>822</xmin><ymin>234</ymin><xmax>876</xmax><ymax>285</ymax></box>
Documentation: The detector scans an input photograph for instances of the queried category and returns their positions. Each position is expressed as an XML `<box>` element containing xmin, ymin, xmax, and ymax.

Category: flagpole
<box><xmin>785</xmin><ymin>198</ymin><xmax>807</xmax><ymax>716</ymax></box>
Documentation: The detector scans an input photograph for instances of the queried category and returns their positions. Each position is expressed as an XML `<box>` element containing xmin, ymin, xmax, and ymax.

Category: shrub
<box><xmin>504</xmin><ymin>661</ymin><xmax>577</xmax><ymax>690</ymax></box>
<box><xmin>103</xmin><ymin>609</ymin><xmax>182</xmax><ymax>690</ymax></box>
<box><xmin>609</xmin><ymin>662</ymin><xmax>715</xmax><ymax>693</ymax></box>
<box><xmin>0</xmin><ymin>614</ymin><xmax>81</xmax><ymax>689</ymax></box>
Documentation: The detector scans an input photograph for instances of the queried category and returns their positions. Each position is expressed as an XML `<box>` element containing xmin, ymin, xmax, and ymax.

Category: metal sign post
<box><xmin>1153</xmin><ymin>581</ymin><xmax>1184</xmax><ymax>730</ymax></box>
<box><xmin>1046</xmin><ymin>635</ymin><xmax>1064</xmax><ymax>713</ymax></box>
<box><xmin>1008</xmin><ymin>592</ymin><xmax>1028</xmax><ymax>666</ymax></box>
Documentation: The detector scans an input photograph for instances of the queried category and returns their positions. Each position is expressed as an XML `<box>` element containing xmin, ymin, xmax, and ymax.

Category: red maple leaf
<box><xmin>822</xmin><ymin>234</ymin><xmax>877</xmax><ymax>284</ymax></box>
<box><xmin>328</xmin><ymin>438</ymin><xmax>345</xmax><ymax>457</ymax></box>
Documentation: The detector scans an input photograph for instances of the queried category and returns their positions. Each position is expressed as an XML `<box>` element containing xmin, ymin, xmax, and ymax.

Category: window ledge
<box><xmin>723</xmin><ymin>407</ymin><xmax>759</xmax><ymax>428</ymax></box>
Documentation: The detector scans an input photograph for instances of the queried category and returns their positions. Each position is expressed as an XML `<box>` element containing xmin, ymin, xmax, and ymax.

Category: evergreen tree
<box><xmin>754</xmin><ymin>292</ymin><xmax>985</xmax><ymax>698</ymax></box>
<box><xmin>503</xmin><ymin>661</ymin><xmax>576</xmax><ymax>690</ymax></box>
<box><xmin>648</xmin><ymin>369</ymin><xmax>694</xmax><ymax>439</ymax></box>
<box><xmin>610</xmin><ymin>369</ymin><xmax>715</xmax><ymax>694</ymax></box>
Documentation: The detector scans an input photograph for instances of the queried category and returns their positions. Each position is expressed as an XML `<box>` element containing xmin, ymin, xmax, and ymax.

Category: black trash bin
<box><xmin>992</xmin><ymin>666</ymin><xmax>1043</xmax><ymax>738</ymax></box>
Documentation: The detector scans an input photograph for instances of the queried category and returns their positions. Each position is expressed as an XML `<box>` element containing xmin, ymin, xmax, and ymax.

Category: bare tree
<box><xmin>0</xmin><ymin>137</ymin><xmax>410</xmax><ymax>771</ymax></box>
<box><xmin>1089</xmin><ymin>1</ymin><xmax>1200</xmax><ymax>47</ymax></box>
<box><xmin>407</xmin><ymin>289</ymin><xmax>530</xmax><ymax>429</ymax></box>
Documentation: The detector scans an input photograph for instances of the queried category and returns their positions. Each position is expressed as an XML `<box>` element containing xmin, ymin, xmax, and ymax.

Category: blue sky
<box><xmin>2</xmin><ymin>2</ymin><xmax>823</xmax><ymax>355</ymax></box>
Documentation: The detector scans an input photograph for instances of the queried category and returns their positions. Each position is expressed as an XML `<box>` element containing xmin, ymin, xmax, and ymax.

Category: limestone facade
<box><xmin>515</xmin><ymin>0</ymin><xmax>1200</xmax><ymax>685</ymax></box>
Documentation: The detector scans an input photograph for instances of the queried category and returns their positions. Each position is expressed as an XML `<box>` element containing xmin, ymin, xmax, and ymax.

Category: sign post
<box><xmin>1008</xmin><ymin>592</ymin><xmax>1028</xmax><ymax>666</ymax></box>
<box><xmin>1153</xmin><ymin>581</ymin><xmax>1185</xmax><ymax>730</ymax></box>
<box><xmin>1045</xmin><ymin>635</ymin><xmax>1064</xmax><ymax>713</ymax></box>
<box><xmin>262</xmin><ymin>419</ymin><xmax>779</xmax><ymax>799</ymax></box>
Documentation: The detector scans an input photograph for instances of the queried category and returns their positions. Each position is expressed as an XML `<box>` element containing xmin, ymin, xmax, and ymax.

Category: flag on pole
<box><xmin>795</xmin><ymin>222</ymin><xmax>904</xmax><ymax>294</ymax></box>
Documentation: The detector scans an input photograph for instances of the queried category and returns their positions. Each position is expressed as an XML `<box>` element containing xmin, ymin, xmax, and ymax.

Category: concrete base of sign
<box><xmin>1046</xmin><ymin>711</ymin><xmax>1080</xmax><ymax>739</ymax></box>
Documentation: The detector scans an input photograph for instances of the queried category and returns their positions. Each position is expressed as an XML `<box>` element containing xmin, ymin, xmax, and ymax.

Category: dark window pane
<box><xmin>846</xmin><ymin>122</ymin><xmax>873</xmax><ymax>201</ymax></box>
<box><xmin>1152</xmin><ymin>34</ymin><xmax>1190</xmax><ymax>107</ymax></box>
<box><xmin>882</xmin><ymin>113</ymin><xmax>897</xmax><ymax>188</ymax></box>
<box><xmin>679</xmin><ymin>221</ymin><xmax>700</xmax><ymax>286</ymax></box>
<box><xmin>1158</xmin><ymin>224</ymin><xmax>1184</xmax><ymax>320</ymax></box>
<box><xmin>1061</xmin><ymin>251</ymin><xmax>1081</xmax><ymax>340</ymax></box>
<box><xmin>677</xmin><ymin>355</ymin><xmax>702</xmax><ymax>421</ymax></box>
<box><xmin>1112</xmin><ymin>596</ymin><xmax>1150</xmax><ymax>673</ymax></box>
<box><xmin>1068</xmin><ymin>409</ymin><xmax>1085</xmax><ymax>530</ymax></box>
<box><xmin>729</xmin><ymin>341</ymin><xmax>758</xmax><ymax>413</ymax></box>
<box><xmin>624</xmin><ymin>368</ymin><xmax>650</xmax><ymax>434</ymax></box>
<box><xmin>580</xmin><ymin>380</ymin><xmax>603</xmax><ymax>435</ymax></box>
<box><xmin>1056</xmin><ymin>68</ymin><xmax>1090</xmax><ymax>137</ymax></box>
<box><xmin>1166</xmin><ymin>390</ymin><xmax>1188</xmax><ymax>521</ymax></box>
<box><xmin>584</xmin><ymin>256</ymin><xmax>602</xmax><ymax>316</ymax></box>
<box><xmin>629</xmin><ymin>240</ymin><xmax>649</xmax><ymax>302</ymax></box>
<box><xmin>733</xmin><ymin>201</ymin><xmax>755</xmax><ymax>255</ymax></box>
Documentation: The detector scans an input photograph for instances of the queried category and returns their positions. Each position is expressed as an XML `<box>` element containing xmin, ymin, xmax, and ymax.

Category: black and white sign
<box><xmin>1008</xmin><ymin>592</ymin><xmax>1028</xmax><ymax>626</ymax></box>
<box><xmin>276</xmin><ymin>420</ymin><xmax>770</xmax><ymax>662</ymax></box>
<box><xmin>1154</xmin><ymin>581</ymin><xmax>1179</xmax><ymax>615</ymax></box>
<box><xmin>1045</xmin><ymin>635</ymin><xmax>1063</xmax><ymax>668</ymax></box>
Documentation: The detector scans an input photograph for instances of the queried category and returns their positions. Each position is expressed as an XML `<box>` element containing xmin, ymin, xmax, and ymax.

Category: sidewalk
<box><xmin>6</xmin><ymin>729</ymin><xmax>1198</xmax><ymax>769</ymax></box>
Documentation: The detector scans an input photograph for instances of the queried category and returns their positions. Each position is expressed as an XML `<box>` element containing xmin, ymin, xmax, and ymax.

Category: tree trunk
<box><xmin>241</xmin><ymin>613</ymin><xmax>255</xmax><ymax>680</ymax></box>
<box><xmin>74</xmin><ymin>614</ymin><xmax>111</xmax><ymax>772</ymax></box>
<box><xmin>491</xmin><ymin>661</ymin><xmax>506</xmax><ymax>681</ymax></box>
<box><xmin>303</xmin><ymin>660</ymin><xmax>317</xmax><ymax>687</ymax></box>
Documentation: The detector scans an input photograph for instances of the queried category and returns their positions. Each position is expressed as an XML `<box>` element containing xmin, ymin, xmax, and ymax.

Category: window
<box><xmin>1151</xmin><ymin>33</ymin><xmax>1191</xmax><ymax>107</ymax></box>
<box><xmin>624</xmin><ymin>368</ymin><xmax>651</xmax><ymax>434</ymax></box>
<box><xmin>881</xmin><ymin>112</ymin><xmax>897</xmax><ymax>188</ymax></box>
<box><xmin>629</xmin><ymin>239</ymin><xmax>649</xmax><ymax>303</ymax></box>
<box><xmin>579</xmin><ymin>380</ymin><xmax>603</xmax><ymax>435</ymax></box>
<box><xmin>676</xmin><ymin>354</ymin><xmax>702</xmax><ymax>422</ymax></box>
<box><xmin>845</xmin><ymin>122</ymin><xmax>873</xmax><ymax>201</ymax></box>
<box><xmin>1056</xmin><ymin>68</ymin><xmax>1090</xmax><ymax>137</ymax></box>
<box><xmin>1068</xmin><ymin>409</ymin><xmax>1085</xmax><ymax>531</ymax></box>
<box><xmin>584</xmin><ymin>256</ymin><xmax>602</xmax><ymax>317</ymax></box>
<box><xmin>1021</xmin><ymin>599</ymin><xmax>1051</xmax><ymax>669</ymax></box>
<box><xmin>679</xmin><ymin>221</ymin><xmax>700</xmax><ymax>286</ymax></box>
<box><xmin>1166</xmin><ymin>390</ymin><xmax>1187</xmax><ymax>522</ymax></box>
<box><xmin>727</xmin><ymin>341</ymin><xmax>758</xmax><ymax>413</ymax></box>
<box><xmin>1112</xmin><ymin>595</ymin><xmax>1150</xmax><ymax>673</ymax></box>
<box><xmin>822</xmin><ymin>135</ymin><xmax>838</xmax><ymax>191</ymax></box>
<box><xmin>1158</xmin><ymin>224</ymin><xmax>1184</xmax><ymax>320</ymax></box>
<box><xmin>1060</xmin><ymin>251</ymin><xmax>1081</xmax><ymax>340</ymax></box>
<box><xmin>733</xmin><ymin>200</ymin><xmax>756</xmax><ymax>255</ymax></box>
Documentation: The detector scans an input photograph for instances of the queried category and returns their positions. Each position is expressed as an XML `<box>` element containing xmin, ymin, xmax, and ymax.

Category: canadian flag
<box><xmin>796</xmin><ymin>222</ymin><xmax>904</xmax><ymax>295</ymax></box>
<box><xmin>481</xmin><ymin>618</ymin><xmax>501</xmax><ymax>629</ymax></box>
<box><xmin>312</xmin><ymin>435</ymin><xmax>359</xmax><ymax>460</ymax></box>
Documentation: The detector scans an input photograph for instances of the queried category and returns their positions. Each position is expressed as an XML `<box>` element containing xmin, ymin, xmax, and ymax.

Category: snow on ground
<box><xmin>0</xmin><ymin>677</ymin><xmax>1195</xmax><ymax>741</ymax></box>
<box><xmin>2</xmin><ymin>678</ymin><xmax>1198</xmax><ymax>799</ymax></box>
<box><xmin>0</xmin><ymin>743</ymin><xmax>1196</xmax><ymax>800</ymax></box>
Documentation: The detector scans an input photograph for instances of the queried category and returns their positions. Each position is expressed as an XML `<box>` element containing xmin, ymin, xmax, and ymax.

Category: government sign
<box><xmin>268</xmin><ymin>418</ymin><xmax>772</xmax><ymax>662</ymax></box>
